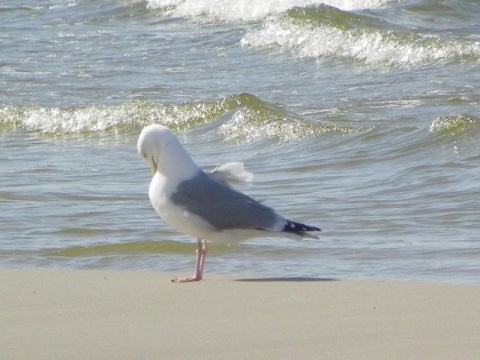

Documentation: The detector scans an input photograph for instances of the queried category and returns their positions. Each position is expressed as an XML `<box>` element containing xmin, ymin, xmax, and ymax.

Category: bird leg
<box><xmin>172</xmin><ymin>238</ymin><xmax>207</xmax><ymax>283</ymax></box>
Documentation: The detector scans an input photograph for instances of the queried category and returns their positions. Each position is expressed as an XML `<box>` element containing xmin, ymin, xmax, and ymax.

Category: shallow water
<box><xmin>1</xmin><ymin>0</ymin><xmax>479</xmax><ymax>283</ymax></box>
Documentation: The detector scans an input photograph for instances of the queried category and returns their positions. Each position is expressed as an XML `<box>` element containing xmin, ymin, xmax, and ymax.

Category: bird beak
<box><xmin>150</xmin><ymin>158</ymin><xmax>157</xmax><ymax>174</ymax></box>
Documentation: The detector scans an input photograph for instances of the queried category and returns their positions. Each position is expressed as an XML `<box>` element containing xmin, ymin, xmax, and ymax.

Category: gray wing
<box><xmin>170</xmin><ymin>171</ymin><xmax>282</xmax><ymax>231</ymax></box>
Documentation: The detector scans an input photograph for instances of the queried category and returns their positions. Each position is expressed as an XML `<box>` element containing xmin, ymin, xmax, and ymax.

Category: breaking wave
<box><xmin>0</xmin><ymin>93</ymin><xmax>360</xmax><ymax>143</ymax></box>
<box><xmin>145</xmin><ymin>0</ymin><xmax>392</xmax><ymax>22</ymax></box>
<box><xmin>241</xmin><ymin>5</ymin><xmax>480</xmax><ymax>67</ymax></box>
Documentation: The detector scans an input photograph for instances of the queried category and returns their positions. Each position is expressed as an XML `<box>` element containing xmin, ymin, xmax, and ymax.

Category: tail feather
<box><xmin>283</xmin><ymin>220</ymin><xmax>321</xmax><ymax>239</ymax></box>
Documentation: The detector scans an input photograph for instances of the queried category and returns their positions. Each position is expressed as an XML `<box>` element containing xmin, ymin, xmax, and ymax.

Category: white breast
<box><xmin>149</xmin><ymin>172</ymin><xmax>216</xmax><ymax>240</ymax></box>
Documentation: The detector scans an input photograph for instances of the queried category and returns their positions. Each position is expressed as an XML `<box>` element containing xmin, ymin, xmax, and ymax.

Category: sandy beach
<box><xmin>1</xmin><ymin>269</ymin><xmax>479</xmax><ymax>360</ymax></box>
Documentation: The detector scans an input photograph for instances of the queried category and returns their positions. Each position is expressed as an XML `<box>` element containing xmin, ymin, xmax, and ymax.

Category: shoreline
<box><xmin>1</xmin><ymin>268</ymin><xmax>479</xmax><ymax>360</ymax></box>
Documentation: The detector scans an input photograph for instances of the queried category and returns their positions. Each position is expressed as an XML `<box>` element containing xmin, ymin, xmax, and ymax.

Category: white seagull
<box><xmin>137</xmin><ymin>124</ymin><xmax>321</xmax><ymax>282</ymax></box>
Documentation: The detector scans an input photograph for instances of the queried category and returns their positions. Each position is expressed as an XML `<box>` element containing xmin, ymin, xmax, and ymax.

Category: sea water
<box><xmin>1</xmin><ymin>0</ymin><xmax>479</xmax><ymax>283</ymax></box>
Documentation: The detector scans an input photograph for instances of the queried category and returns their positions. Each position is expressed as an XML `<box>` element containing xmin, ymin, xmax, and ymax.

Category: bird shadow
<box><xmin>235</xmin><ymin>277</ymin><xmax>338</xmax><ymax>283</ymax></box>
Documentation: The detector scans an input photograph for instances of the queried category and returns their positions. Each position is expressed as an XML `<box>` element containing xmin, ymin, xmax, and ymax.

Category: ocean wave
<box><xmin>218</xmin><ymin>103</ymin><xmax>358</xmax><ymax>144</ymax></box>
<box><xmin>0</xmin><ymin>99</ymin><xmax>233</xmax><ymax>135</ymax></box>
<box><xmin>0</xmin><ymin>94</ymin><xmax>358</xmax><ymax>142</ymax></box>
<box><xmin>145</xmin><ymin>0</ymin><xmax>392</xmax><ymax>22</ymax></box>
<box><xmin>241</xmin><ymin>5</ymin><xmax>480</xmax><ymax>67</ymax></box>
<box><xmin>429</xmin><ymin>114</ymin><xmax>480</xmax><ymax>136</ymax></box>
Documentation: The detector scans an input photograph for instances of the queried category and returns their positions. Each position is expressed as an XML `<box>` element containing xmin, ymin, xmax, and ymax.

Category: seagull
<box><xmin>137</xmin><ymin>124</ymin><xmax>321</xmax><ymax>282</ymax></box>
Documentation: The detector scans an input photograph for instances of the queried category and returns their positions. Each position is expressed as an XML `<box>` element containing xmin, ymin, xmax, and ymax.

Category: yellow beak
<box><xmin>150</xmin><ymin>159</ymin><xmax>157</xmax><ymax>175</ymax></box>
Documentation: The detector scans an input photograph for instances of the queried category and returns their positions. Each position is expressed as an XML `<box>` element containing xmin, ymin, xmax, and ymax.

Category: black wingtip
<box><xmin>283</xmin><ymin>220</ymin><xmax>321</xmax><ymax>233</ymax></box>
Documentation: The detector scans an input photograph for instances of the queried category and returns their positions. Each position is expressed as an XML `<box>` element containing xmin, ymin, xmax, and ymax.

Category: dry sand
<box><xmin>1</xmin><ymin>269</ymin><xmax>479</xmax><ymax>360</ymax></box>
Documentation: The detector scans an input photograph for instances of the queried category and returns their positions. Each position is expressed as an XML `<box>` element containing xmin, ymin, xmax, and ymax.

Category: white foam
<box><xmin>429</xmin><ymin>115</ymin><xmax>479</xmax><ymax>135</ymax></box>
<box><xmin>22</xmin><ymin>106</ymin><xmax>114</xmax><ymax>133</ymax></box>
<box><xmin>146</xmin><ymin>0</ymin><xmax>391</xmax><ymax>22</ymax></box>
<box><xmin>1</xmin><ymin>99</ymin><xmax>233</xmax><ymax>134</ymax></box>
<box><xmin>218</xmin><ymin>107</ymin><xmax>354</xmax><ymax>143</ymax></box>
<box><xmin>241</xmin><ymin>17</ymin><xmax>480</xmax><ymax>67</ymax></box>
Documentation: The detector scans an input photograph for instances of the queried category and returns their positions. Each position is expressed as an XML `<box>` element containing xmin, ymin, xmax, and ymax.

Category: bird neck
<box><xmin>155</xmin><ymin>142</ymin><xmax>199</xmax><ymax>182</ymax></box>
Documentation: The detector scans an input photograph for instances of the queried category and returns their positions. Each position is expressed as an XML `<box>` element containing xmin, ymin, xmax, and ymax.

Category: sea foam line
<box><xmin>146</xmin><ymin>0</ymin><xmax>392</xmax><ymax>22</ymax></box>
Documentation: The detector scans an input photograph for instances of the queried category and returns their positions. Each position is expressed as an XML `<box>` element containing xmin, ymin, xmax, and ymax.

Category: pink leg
<box><xmin>172</xmin><ymin>239</ymin><xmax>207</xmax><ymax>283</ymax></box>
